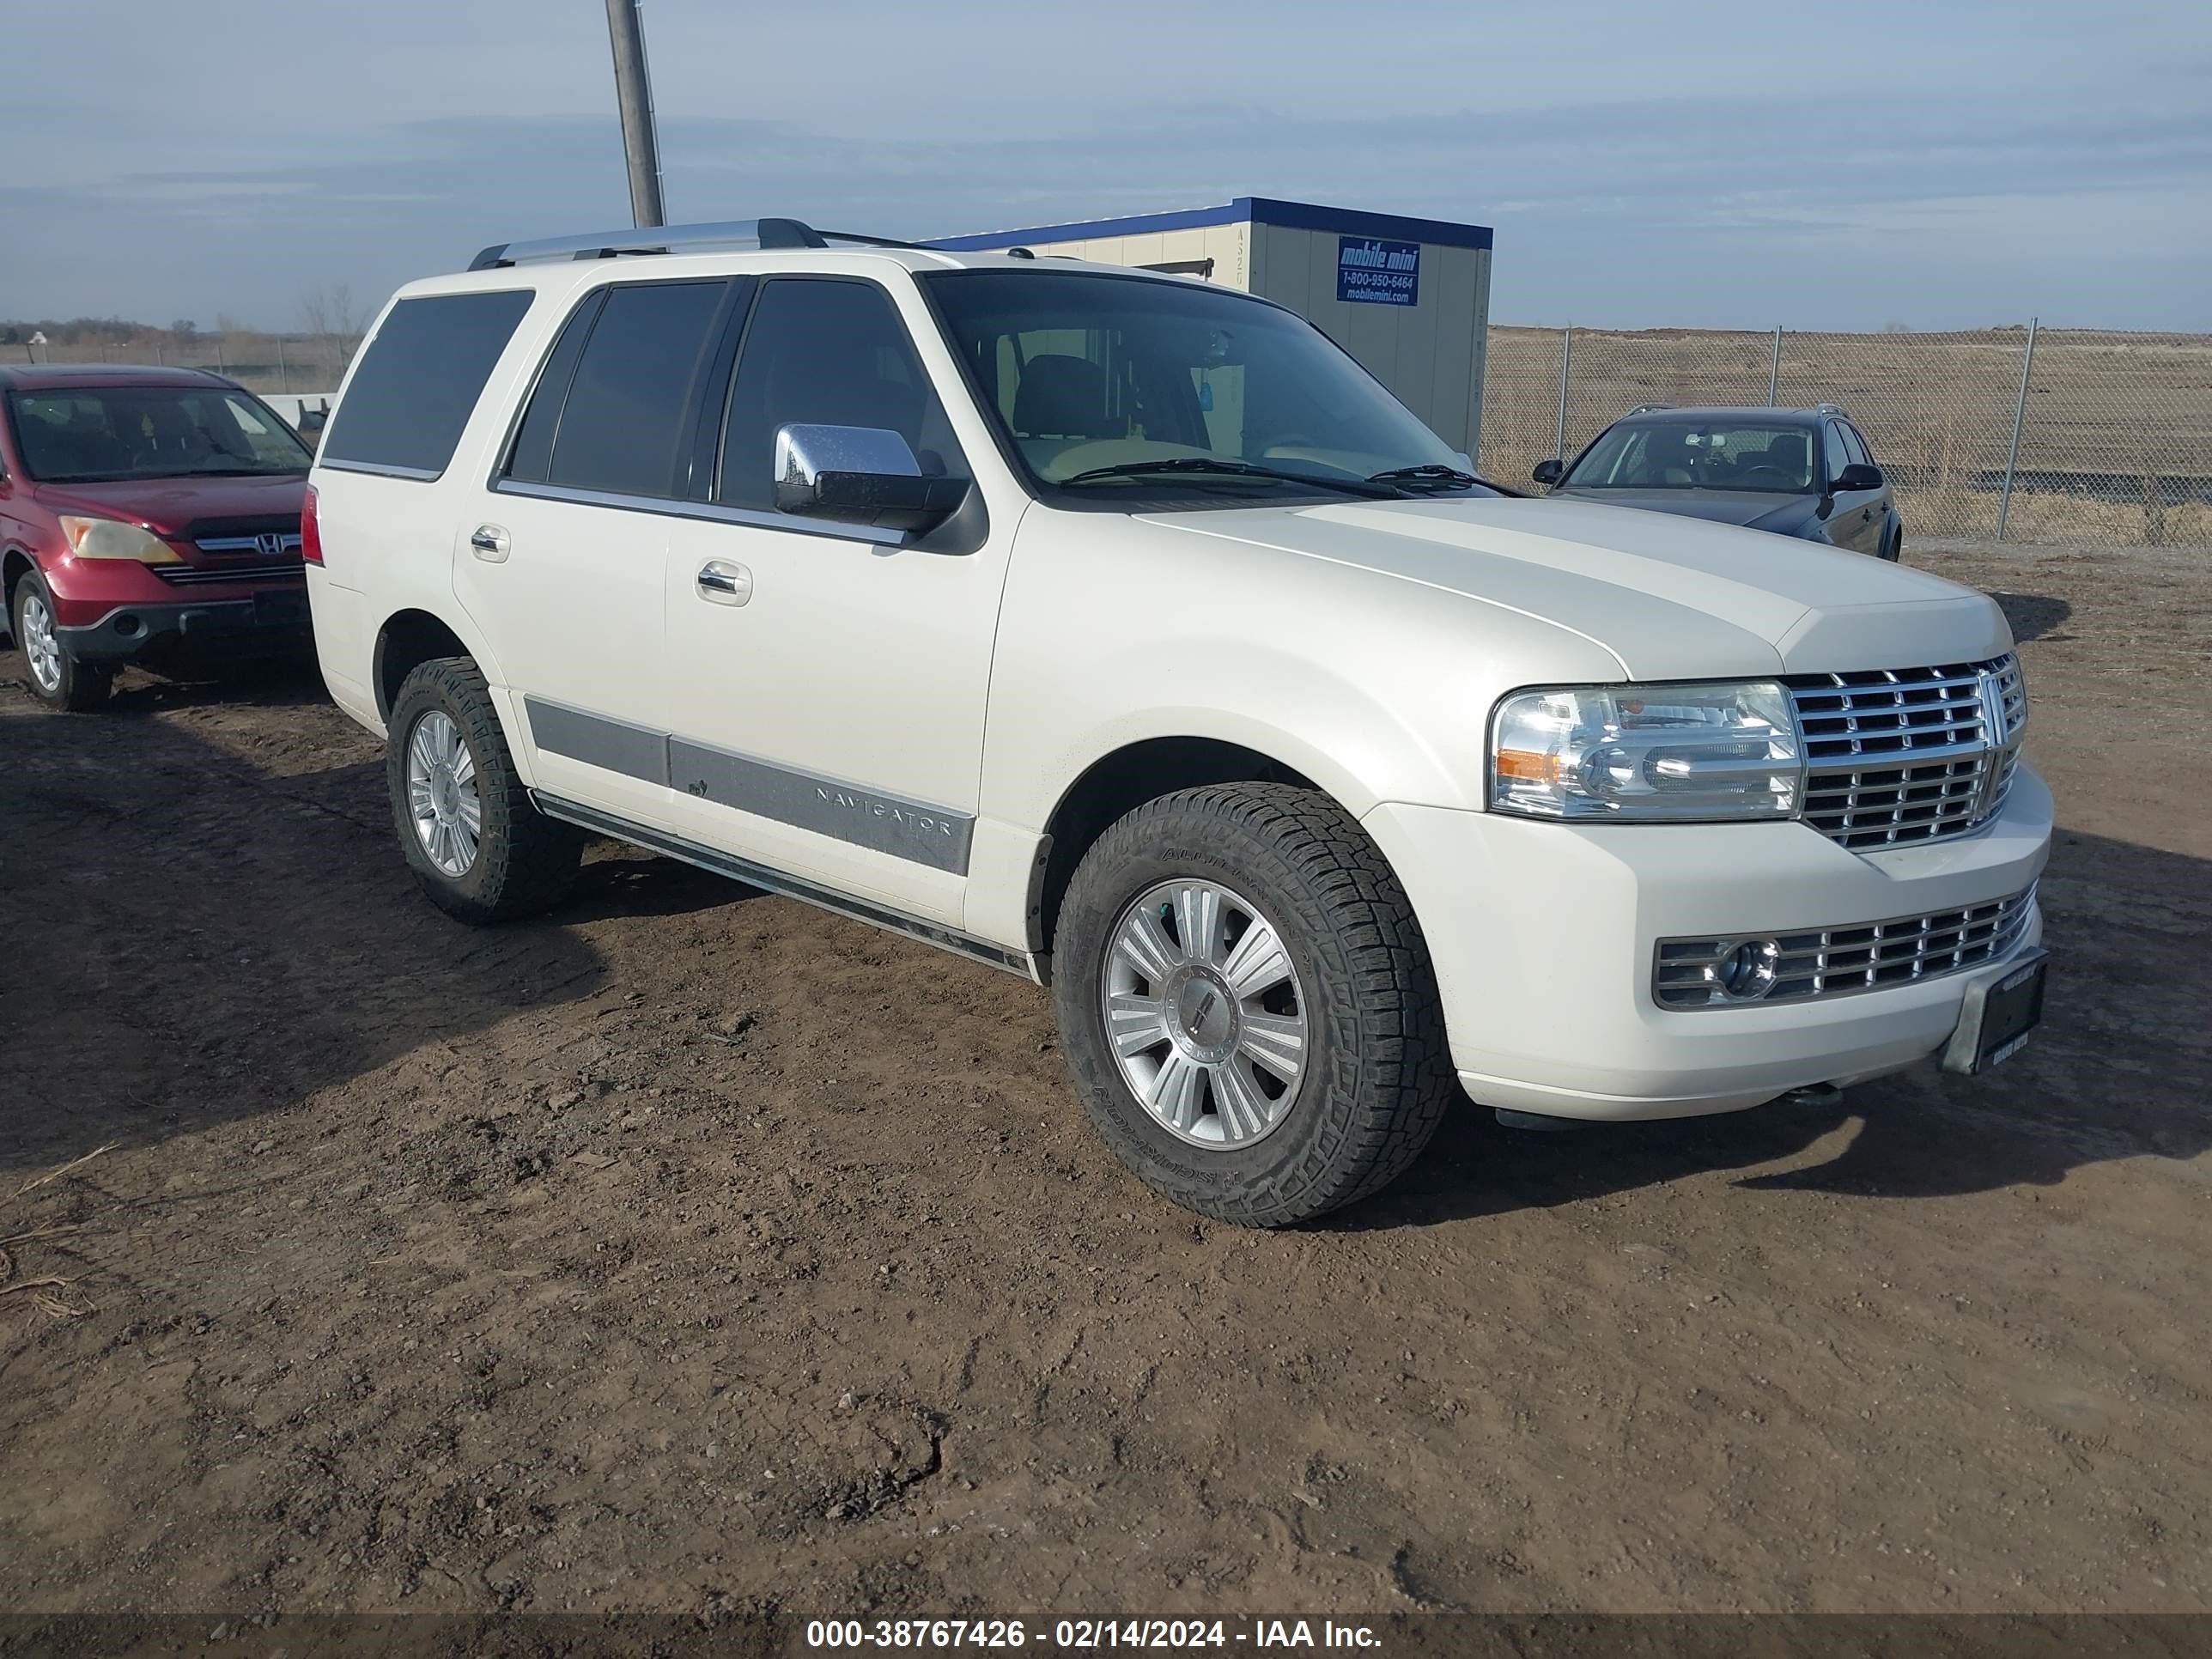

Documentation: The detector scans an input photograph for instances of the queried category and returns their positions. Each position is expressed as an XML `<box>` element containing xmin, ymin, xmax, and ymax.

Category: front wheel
<box><xmin>386</xmin><ymin>658</ymin><xmax>580</xmax><ymax>924</ymax></box>
<box><xmin>11</xmin><ymin>572</ymin><xmax>112</xmax><ymax>711</ymax></box>
<box><xmin>1053</xmin><ymin>783</ymin><xmax>1456</xmax><ymax>1227</ymax></box>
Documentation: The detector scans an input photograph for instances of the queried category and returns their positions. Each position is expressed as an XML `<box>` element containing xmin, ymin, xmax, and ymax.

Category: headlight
<box><xmin>1490</xmin><ymin>681</ymin><xmax>1802</xmax><ymax>821</ymax></box>
<box><xmin>58</xmin><ymin>515</ymin><xmax>180</xmax><ymax>564</ymax></box>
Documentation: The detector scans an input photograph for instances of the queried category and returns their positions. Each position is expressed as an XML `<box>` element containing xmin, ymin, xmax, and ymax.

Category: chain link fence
<box><xmin>1477</xmin><ymin>323</ymin><xmax>2212</xmax><ymax>547</ymax></box>
<box><xmin>11</xmin><ymin>334</ymin><xmax>352</xmax><ymax>397</ymax></box>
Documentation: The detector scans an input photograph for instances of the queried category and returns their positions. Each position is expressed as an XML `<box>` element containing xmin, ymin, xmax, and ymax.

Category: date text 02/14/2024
<box><xmin>804</xmin><ymin>1619</ymin><xmax>1383</xmax><ymax>1650</ymax></box>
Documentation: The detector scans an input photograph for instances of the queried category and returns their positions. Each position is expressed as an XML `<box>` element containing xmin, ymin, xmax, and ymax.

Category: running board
<box><xmin>532</xmin><ymin>792</ymin><xmax>1039</xmax><ymax>981</ymax></box>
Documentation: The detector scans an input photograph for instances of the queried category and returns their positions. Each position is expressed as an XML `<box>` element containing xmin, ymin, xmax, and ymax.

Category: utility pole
<box><xmin>605</xmin><ymin>0</ymin><xmax>666</xmax><ymax>228</ymax></box>
<box><xmin>1995</xmin><ymin>316</ymin><xmax>2039</xmax><ymax>544</ymax></box>
<box><xmin>1553</xmin><ymin>326</ymin><xmax>1574</xmax><ymax>462</ymax></box>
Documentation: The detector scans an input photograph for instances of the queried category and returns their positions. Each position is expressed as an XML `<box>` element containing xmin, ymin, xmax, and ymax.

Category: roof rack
<box><xmin>467</xmin><ymin>217</ymin><xmax>926</xmax><ymax>270</ymax></box>
<box><xmin>1627</xmin><ymin>404</ymin><xmax>1669</xmax><ymax>415</ymax></box>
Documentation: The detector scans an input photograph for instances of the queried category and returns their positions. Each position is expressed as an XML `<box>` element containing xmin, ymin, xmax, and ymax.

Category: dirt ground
<box><xmin>2</xmin><ymin>541</ymin><xmax>2208</xmax><ymax>1626</ymax></box>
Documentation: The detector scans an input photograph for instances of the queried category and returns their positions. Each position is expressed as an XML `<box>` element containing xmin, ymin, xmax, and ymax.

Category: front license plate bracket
<box><xmin>1941</xmin><ymin>949</ymin><xmax>2048</xmax><ymax>1075</ymax></box>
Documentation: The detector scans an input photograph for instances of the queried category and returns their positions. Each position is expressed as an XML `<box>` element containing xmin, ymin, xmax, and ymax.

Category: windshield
<box><xmin>922</xmin><ymin>270</ymin><xmax>1478</xmax><ymax>502</ymax></box>
<box><xmin>7</xmin><ymin>386</ymin><xmax>313</xmax><ymax>483</ymax></box>
<box><xmin>1565</xmin><ymin>418</ymin><xmax>1818</xmax><ymax>495</ymax></box>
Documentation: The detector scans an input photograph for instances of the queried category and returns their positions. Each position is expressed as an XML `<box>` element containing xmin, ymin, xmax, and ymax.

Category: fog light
<box><xmin>1715</xmin><ymin>939</ymin><xmax>1779</xmax><ymax>1000</ymax></box>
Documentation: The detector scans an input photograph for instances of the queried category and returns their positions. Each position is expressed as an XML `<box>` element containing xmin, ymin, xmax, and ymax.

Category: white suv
<box><xmin>305</xmin><ymin>218</ymin><xmax>2051</xmax><ymax>1226</ymax></box>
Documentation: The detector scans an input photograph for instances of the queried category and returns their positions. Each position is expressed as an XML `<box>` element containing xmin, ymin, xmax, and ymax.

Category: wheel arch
<box><xmin>2</xmin><ymin>544</ymin><xmax>37</xmax><ymax>617</ymax></box>
<box><xmin>1030</xmin><ymin>728</ymin><xmax>1376</xmax><ymax>961</ymax></box>
<box><xmin>371</xmin><ymin>605</ymin><xmax>537</xmax><ymax>783</ymax></box>
<box><xmin>373</xmin><ymin>606</ymin><xmax>493</xmax><ymax>725</ymax></box>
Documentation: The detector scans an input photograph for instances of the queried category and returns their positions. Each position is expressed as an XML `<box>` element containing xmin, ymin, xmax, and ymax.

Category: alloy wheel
<box><xmin>405</xmin><ymin>709</ymin><xmax>482</xmax><ymax>878</ymax></box>
<box><xmin>18</xmin><ymin>592</ymin><xmax>62</xmax><ymax>694</ymax></box>
<box><xmin>1100</xmin><ymin>878</ymin><xmax>1309</xmax><ymax>1147</ymax></box>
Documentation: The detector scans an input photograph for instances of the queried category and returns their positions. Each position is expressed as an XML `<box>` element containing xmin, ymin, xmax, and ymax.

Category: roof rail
<box><xmin>1813</xmin><ymin>401</ymin><xmax>1850</xmax><ymax>416</ymax></box>
<box><xmin>1628</xmin><ymin>404</ymin><xmax>1669</xmax><ymax>415</ymax></box>
<box><xmin>467</xmin><ymin>217</ymin><xmax>922</xmax><ymax>270</ymax></box>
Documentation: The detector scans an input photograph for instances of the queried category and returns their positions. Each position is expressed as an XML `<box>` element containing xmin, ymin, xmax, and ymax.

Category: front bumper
<box><xmin>54</xmin><ymin>592</ymin><xmax>313</xmax><ymax>664</ymax></box>
<box><xmin>1363</xmin><ymin>763</ymin><xmax>2053</xmax><ymax>1121</ymax></box>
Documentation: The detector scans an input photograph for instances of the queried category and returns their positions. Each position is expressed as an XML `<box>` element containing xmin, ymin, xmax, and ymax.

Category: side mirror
<box><xmin>1832</xmin><ymin>462</ymin><xmax>1883</xmax><ymax>493</ymax></box>
<box><xmin>774</xmin><ymin>423</ymin><xmax>966</xmax><ymax>533</ymax></box>
<box><xmin>1531</xmin><ymin>458</ymin><xmax>1564</xmax><ymax>487</ymax></box>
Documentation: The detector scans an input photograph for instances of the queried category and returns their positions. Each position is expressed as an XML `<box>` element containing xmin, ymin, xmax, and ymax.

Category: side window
<box><xmin>542</xmin><ymin>279</ymin><xmax>728</xmax><ymax>499</ymax></box>
<box><xmin>717</xmin><ymin>278</ymin><xmax>967</xmax><ymax>512</ymax></box>
<box><xmin>1826</xmin><ymin>422</ymin><xmax>1856</xmax><ymax>482</ymax></box>
<box><xmin>502</xmin><ymin>289</ymin><xmax>607</xmax><ymax>485</ymax></box>
<box><xmin>320</xmin><ymin>290</ymin><xmax>534</xmax><ymax>477</ymax></box>
<box><xmin>1843</xmin><ymin>422</ymin><xmax>1874</xmax><ymax>470</ymax></box>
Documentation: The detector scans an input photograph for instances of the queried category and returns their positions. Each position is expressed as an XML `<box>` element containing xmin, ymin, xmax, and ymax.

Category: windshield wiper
<box><xmin>1063</xmin><ymin>458</ymin><xmax>1402</xmax><ymax>499</ymax></box>
<box><xmin>1367</xmin><ymin>464</ymin><xmax>1486</xmax><ymax>491</ymax></box>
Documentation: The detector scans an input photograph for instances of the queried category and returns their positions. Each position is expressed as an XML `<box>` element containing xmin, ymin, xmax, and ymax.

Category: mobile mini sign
<box><xmin>1335</xmin><ymin>236</ymin><xmax>1420</xmax><ymax>306</ymax></box>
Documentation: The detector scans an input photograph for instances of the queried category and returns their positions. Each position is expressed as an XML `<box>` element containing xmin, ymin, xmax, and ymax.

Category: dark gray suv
<box><xmin>1532</xmin><ymin>404</ymin><xmax>1902</xmax><ymax>560</ymax></box>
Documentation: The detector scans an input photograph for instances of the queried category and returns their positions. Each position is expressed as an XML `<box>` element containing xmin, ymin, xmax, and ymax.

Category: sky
<box><xmin>4</xmin><ymin>0</ymin><xmax>2209</xmax><ymax>333</ymax></box>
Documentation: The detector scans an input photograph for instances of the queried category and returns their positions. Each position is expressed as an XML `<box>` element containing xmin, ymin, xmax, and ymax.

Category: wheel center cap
<box><xmin>432</xmin><ymin>767</ymin><xmax>459</xmax><ymax>820</ymax></box>
<box><xmin>1166</xmin><ymin>965</ymin><xmax>1238</xmax><ymax>1060</ymax></box>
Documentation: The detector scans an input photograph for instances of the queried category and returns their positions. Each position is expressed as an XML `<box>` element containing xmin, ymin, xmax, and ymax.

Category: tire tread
<box><xmin>387</xmin><ymin>657</ymin><xmax>579</xmax><ymax>924</ymax></box>
<box><xmin>1055</xmin><ymin>781</ymin><xmax>1456</xmax><ymax>1226</ymax></box>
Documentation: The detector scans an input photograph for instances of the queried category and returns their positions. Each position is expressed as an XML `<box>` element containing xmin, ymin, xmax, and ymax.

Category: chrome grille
<box><xmin>1786</xmin><ymin>654</ymin><xmax>2025</xmax><ymax>849</ymax></box>
<box><xmin>1655</xmin><ymin>883</ymin><xmax>2039</xmax><ymax>1008</ymax></box>
<box><xmin>155</xmin><ymin>559</ymin><xmax>307</xmax><ymax>586</ymax></box>
<box><xmin>195</xmin><ymin>532</ymin><xmax>302</xmax><ymax>557</ymax></box>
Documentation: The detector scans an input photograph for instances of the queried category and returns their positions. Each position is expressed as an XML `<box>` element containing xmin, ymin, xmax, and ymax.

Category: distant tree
<box><xmin>1881</xmin><ymin>320</ymin><xmax>1914</xmax><ymax>334</ymax></box>
<box><xmin>301</xmin><ymin>283</ymin><xmax>368</xmax><ymax>374</ymax></box>
<box><xmin>171</xmin><ymin>318</ymin><xmax>198</xmax><ymax>340</ymax></box>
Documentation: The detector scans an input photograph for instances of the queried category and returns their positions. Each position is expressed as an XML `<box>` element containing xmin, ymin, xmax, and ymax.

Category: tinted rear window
<box><xmin>320</xmin><ymin>290</ymin><xmax>534</xmax><ymax>477</ymax></box>
<box><xmin>542</xmin><ymin>280</ymin><xmax>728</xmax><ymax>498</ymax></box>
<box><xmin>502</xmin><ymin>290</ymin><xmax>607</xmax><ymax>485</ymax></box>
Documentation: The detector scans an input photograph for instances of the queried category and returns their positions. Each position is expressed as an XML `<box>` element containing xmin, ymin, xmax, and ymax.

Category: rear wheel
<box><xmin>1052</xmin><ymin>782</ymin><xmax>1456</xmax><ymax>1227</ymax></box>
<box><xmin>11</xmin><ymin>572</ymin><xmax>111</xmax><ymax>712</ymax></box>
<box><xmin>386</xmin><ymin>657</ymin><xmax>580</xmax><ymax>924</ymax></box>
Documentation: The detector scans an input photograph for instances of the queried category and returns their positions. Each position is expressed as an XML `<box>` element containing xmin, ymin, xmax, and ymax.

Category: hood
<box><xmin>1146</xmin><ymin>495</ymin><xmax>2008</xmax><ymax>680</ymax></box>
<box><xmin>1551</xmin><ymin>486</ymin><xmax>1817</xmax><ymax>533</ymax></box>
<box><xmin>32</xmin><ymin>472</ymin><xmax>307</xmax><ymax>538</ymax></box>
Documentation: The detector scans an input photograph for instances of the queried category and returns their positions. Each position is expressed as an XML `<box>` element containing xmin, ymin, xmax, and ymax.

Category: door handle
<box><xmin>696</xmin><ymin>559</ymin><xmax>752</xmax><ymax>605</ymax></box>
<box><xmin>469</xmin><ymin>525</ymin><xmax>510</xmax><ymax>562</ymax></box>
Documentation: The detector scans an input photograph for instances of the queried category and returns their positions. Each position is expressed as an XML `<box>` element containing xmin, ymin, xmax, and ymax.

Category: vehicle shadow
<box><xmin>0</xmin><ymin>696</ymin><xmax>618</xmax><ymax>1176</ymax></box>
<box><xmin>97</xmin><ymin>654</ymin><xmax>330</xmax><ymax>717</ymax></box>
<box><xmin>1989</xmin><ymin>590</ymin><xmax>2073</xmax><ymax>644</ymax></box>
<box><xmin>559</xmin><ymin>846</ymin><xmax>763</xmax><ymax>922</ymax></box>
<box><xmin>1340</xmin><ymin>825</ymin><xmax>2212</xmax><ymax>1229</ymax></box>
<box><xmin>269</xmin><ymin>756</ymin><xmax>754</xmax><ymax>924</ymax></box>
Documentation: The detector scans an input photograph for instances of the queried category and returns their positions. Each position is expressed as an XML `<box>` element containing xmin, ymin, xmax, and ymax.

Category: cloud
<box><xmin>2</xmin><ymin>3</ymin><xmax>2206</xmax><ymax>331</ymax></box>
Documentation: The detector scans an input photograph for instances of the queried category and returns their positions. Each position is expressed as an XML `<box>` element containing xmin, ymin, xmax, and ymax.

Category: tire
<box><xmin>11</xmin><ymin>572</ymin><xmax>112</xmax><ymax>712</ymax></box>
<box><xmin>1052</xmin><ymin>782</ymin><xmax>1456</xmax><ymax>1227</ymax></box>
<box><xmin>386</xmin><ymin>657</ymin><xmax>580</xmax><ymax>924</ymax></box>
<box><xmin>1884</xmin><ymin>525</ymin><xmax>1905</xmax><ymax>562</ymax></box>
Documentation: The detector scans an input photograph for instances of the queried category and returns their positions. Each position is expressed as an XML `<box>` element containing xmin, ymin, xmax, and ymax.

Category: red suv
<box><xmin>1</xmin><ymin>364</ymin><xmax>314</xmax><ymax>710</ymax></box>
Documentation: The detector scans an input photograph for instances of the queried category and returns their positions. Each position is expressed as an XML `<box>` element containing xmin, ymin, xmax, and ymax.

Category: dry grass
<box><xmin>0</xmin><ymin>1144</ymin><xmax>112</xmax><ymax>1321</ymax></box>
<box><xmin>9</xmin><ymin>1141</ymin><xmax>116</xmax><ymax>1201</ymax></box>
